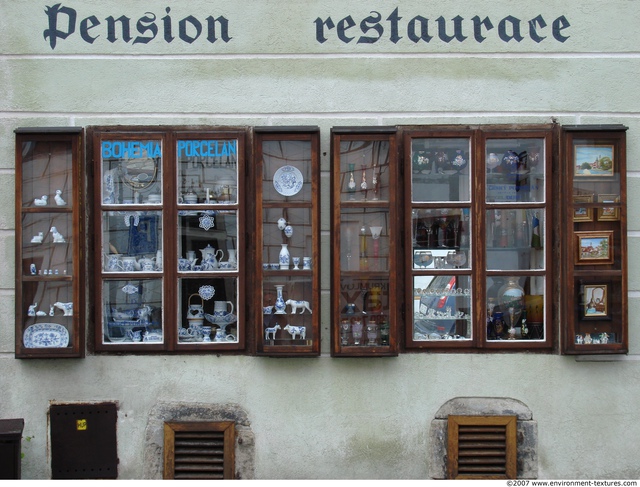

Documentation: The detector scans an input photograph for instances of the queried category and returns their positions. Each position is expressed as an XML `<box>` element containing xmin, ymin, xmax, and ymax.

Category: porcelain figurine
<box><xmin>265</xmin><ymin>323</ymin><xmax>281</xmax><ymax>341</ymax></box>
<box><xmin>28</xmin><ymin>303</ymin><xmax>37</xmax><ymax>316</ymax></box>
<box><xmin>54</xmin><ymin>301</ymin><xmax>73</xmax><ymax>316</ymax></box>
<box><xmin>584</xmin><ymin>332</ymin><xmax>593</xmax><ymax>344</ymax></box>
<box><xmin>54</xmin><ymin>189</ymin><xmax>66</xmax><ymax>206</ymax></box>
<box><xmin>36</xmin><ymin>311</ymin><xmax>47</xmax><ymax>317</ymax></box>
<box><xmin>50</xmin><ymin>226</ymin><xmax>66</xmax><ymax>243</ymax></box>
<box><xmin>31</xmin><ymin>232</ymin><xmax>44</xmax><ymax>244</ymax></box>
<box><xmin>277</xmin><ymin>218</ymin><xmax>287</xmax><ymax>230</ymax></box>
<box><xmin>49</xmin><ymin>305</ymin><xmax>55</xmax><ymax>316</ymax></box>
<box><xmin>284</xmin><ymin>324</ymin><xmax>306</xmax><ymax>340</ymax></box>
<box><xmin>34</xmin><ymin>195</ymin><xmax>48</xmax><ymax>206</ymax></box>
<box><xmin>601</xmin><ymin>332</ymin><xmax>609</xmax><ymax>344</ymax></box>
<box><xmin>285</xmin><ymin>299</ymin><xmax>312</xmax><ymax>314</ymax></box>
<box><xmin>284</xmin><ymin>225</ymin><xmax>293</xmax><ymax>238</ymax></box>
<box><xmin>29</xmin><ymin>263</ymin><xmax>37</xmax><ymax>275</ymax></box>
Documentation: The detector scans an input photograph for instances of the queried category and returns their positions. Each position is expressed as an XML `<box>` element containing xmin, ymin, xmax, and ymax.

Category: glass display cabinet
<box><xmin>253</xmin><ymin>127</ymin><xmax>320</xmax><ymax>356</ymax></box>
<box><xmin>404</xmin><ymin>127</ymin><xmax>553</xmax><ymax>350</ymax></box>
<box><xmin>331</xmin><ymin>127</ymin><xmax>399</xmax><ymax>356</ymax></box>
<box><xmin>562</xmin><ymin>125</ymin><xmax>628</xmax><ymax>354</ymax></box>
<box><xmin>15</xmin><ymin>128</ymin><xmax>84</xmax><ymax>358</ymax></box>
<box><xmin>93</xmin><ymin>129</ymin><xmax>246</xmax><ymax>351</ymax></box>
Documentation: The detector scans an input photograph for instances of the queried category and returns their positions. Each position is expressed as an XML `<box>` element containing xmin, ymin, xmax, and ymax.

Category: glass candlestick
<box><xmin>359</xmin><ymin>225</ymin><xmax>368</xmax><ymax>270</ymax></box>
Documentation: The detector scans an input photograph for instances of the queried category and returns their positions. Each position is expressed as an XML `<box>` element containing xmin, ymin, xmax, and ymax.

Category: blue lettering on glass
<box><xmin>177</xmin><ymin>140</ymin><xmax>237</xmax><ymax>157</ymax></box>
<box><xmin>101</xmin><ymin>141</ymin><xmax>161</xmax><ymax>159</ymax></box>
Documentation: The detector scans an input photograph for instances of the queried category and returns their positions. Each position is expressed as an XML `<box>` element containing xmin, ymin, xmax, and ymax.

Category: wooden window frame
<box><xmin>447</xmin><ymin>415</ymin><xmax>517</xmax><ymax>479</ymax></box>
<box><xmin>163</xmin><ymin>421</ymin><xmax>235</xmax><ymax>480</ymax></box>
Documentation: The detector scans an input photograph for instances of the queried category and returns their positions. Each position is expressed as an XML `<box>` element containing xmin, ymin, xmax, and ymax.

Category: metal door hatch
<box><xmin>50</xmin><ymin>402</ymin><xmax>118</xmax><ymax>479</ymax></box>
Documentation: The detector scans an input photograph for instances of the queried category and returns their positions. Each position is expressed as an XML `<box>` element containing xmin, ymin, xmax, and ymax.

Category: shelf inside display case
<box><xmin>15</xmin><ymin>129</ymin><xmax>84</xmax><ymax>358</ymax></box>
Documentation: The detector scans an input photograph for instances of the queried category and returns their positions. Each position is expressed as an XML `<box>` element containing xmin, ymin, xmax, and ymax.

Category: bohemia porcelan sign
<box><xmin>42</xmin><ymin>4</ymin><xmax>570</xmax><ymax>49</ymax></box>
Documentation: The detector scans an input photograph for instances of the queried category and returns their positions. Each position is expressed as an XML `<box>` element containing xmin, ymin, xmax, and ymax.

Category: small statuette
<box><xmin>31</xmin><ymin>232</ymin><xmax>44</xmax><ymax>244</ymax></box>
<box><xmin>36</xmin><ymin>311</ymin><xmax>47</xmax><ymax>316</ymax></box>
<box><xmin>277</xmin><ymin>218</ymin><xmax>287</xmax><ymax>230</ymax></box>
<box><xmin>54</xmin><ymin>189</ymin><xmax>66</xmax><ymax>206</ymax></box>
<box><xmin>29</xmin><ymin>263</ymin><xmax>37</xmax><ymax>275</ymax></box>
<box><xmin>285</xmin><ymin>299</ymin><xmax>312</xmax><ymax>314</ymax></box>
<box><xmin>284</xmin><ymin>225</ymin><xmax>293</xmax><ymax>238</ymax></box>
<box><xmin>601</xmin><ymin>332</ymin><xmax>609</xmax><ymax>344</ymax></box>
<box><xmin>28</xmin><ymin>303</ymin><xmax>37</xmax><ymax>316</ymax></box>
<box><xmin>284</xmin><ymin>324</ymin><xmax>306</xmax><ymax>340</ymax></box>
<box><xmin>54</xmin><ymin>301</ymin><xmax>73</xmax><ymax>316</ymax></box>
<box><xmin>49</xmin><ymin>305</ymin><xmax>55</xmax><ymax>316</ymax></box>
<box><xmin>34</xmin><ymin>195</ymin><xmax>48</xmax><ymax>206</ymax></box>
<box><xmin>50</xmin><ymin>226</ymin><xmax>66</xmax><ymax>243</ymax></box>
<box><xmin>584</xmin><ymin>332</ymin><xmax>592</xmax><ymax>344</ymax></box>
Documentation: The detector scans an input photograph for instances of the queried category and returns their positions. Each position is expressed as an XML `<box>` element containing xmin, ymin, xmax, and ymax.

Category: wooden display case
<box><xmin>331</xmin><ymin>127</ymin><xmax>399</xmax><ymax>356</ymax></box>
<box><xmin>15</xmin><ymin>128</ymin><xmax>84</xmax><ymax>358</ymax></box>
<box><xmin>253</xmin><ymin>127</ymin><xmax>321</xmax><ymax>356</ymax></box>
<box><xmin>562</xmin><ymin>125</ymin><xmax>628</xmax><ymax>354</ymax></box>
<box><xmin>404</xmin><ymin>126</ymin><xmax>554</xmax><ymax>350</ymax></box>
<box><xmin>92</xmin><ymin>128</ymin><xmax>247</xmax><ymax>352</ymax></box>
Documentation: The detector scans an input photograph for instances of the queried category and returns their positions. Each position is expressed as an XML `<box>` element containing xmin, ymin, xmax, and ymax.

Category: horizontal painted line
<box><xmin>2</xmin><ymin>52</ymin><xmax>640</xmax><ymax>61</ymax></box>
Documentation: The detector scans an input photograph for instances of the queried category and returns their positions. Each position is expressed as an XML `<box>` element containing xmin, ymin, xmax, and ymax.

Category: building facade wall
<box><xmin>1</xmin><ymin>0</ymin><xmax>639</xmax><ymax>479</ymax></box>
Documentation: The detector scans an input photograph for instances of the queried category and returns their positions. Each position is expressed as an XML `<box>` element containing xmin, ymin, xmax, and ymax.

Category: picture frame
<box><xmin>597</xmin><ymin>194</ymin><xmax>620</xmax><ymax>221</ymax></box>
<box><xmin>574</xmin><ymin>144</ymin><xmax>615</xmax><ymax>178</ymax></box>
<box><xmin>572</xmin><ymin>195</ymin><xmax>593</xmax><ymax>222</ymax></box>
<box><xmin>575</xmin><ymin>231</ymin><xmax>614</xmax><ymax>265</ymax></box>
<box><xmin>580</xmin><ymin>284</ymin><xmax>610</xmax><ymax>320</ymax></box>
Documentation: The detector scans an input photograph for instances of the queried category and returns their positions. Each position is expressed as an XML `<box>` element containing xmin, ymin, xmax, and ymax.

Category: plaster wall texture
<box><xmin>1</xmin><ymin>0</ymin><xmax>640</xmax><ymax>480</ymax></box>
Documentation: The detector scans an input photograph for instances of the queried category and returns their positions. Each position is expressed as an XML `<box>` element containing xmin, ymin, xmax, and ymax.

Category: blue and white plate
<box><xmin>273</xmin><ymin>165</ymin><xmax>303</xmax><ymax>196</ymax></box>
<box><xmin>23</xmin><ymin>323</ymin><xmax>69</xmax><ymax>348</ymax></box>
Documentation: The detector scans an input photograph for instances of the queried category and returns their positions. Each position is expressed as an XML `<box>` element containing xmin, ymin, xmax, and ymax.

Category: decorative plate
<box><xmin>273</xmin><ymin>165</ymin><xmax>304</xmax><ymax>196</ymax></box>
<box><xmin>23</xmin><ymin>323</ymin><xmax>69</xmax><ymax>348</ymax></box>
<box><xmin>199</xmin><ymin>285</ymin><xmax>216</xmax><ymax>300</ymax></box>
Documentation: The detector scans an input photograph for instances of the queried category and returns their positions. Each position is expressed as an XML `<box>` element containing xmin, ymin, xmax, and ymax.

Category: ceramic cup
<box><xmin>303</xmin><ymin>257</ymin><xmax>312</xmax><ymax>270</ymax></box>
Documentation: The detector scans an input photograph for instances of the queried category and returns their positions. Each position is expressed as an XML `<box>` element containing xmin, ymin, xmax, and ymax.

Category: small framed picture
<box><xmin>597</xmin><ymin>194</ymin><xmax>620</xmax><ymax>221</ymax></box>
<box><xmin>574</xmin><ymin>144</ymin><xmax>615</xmax><ymax>178</ymax></box>
<box><xmin>581</xmin><ymin>284</ymin><xmax>609</xmax><ymax>319</ymax></box>
<box><xmin>573</xmin><ymin>195</ymin><xmax>593</xmax><ymax>222</ymax></box>
<box><xmin>575</xmin><ymin>231</ymin><xmax>614</xmax><ymax>265</ymax></box>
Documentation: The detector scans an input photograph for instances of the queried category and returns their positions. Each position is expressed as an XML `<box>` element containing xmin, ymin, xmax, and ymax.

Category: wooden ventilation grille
<box><xmin>447</xmin><ymin>415</ymin><xmax>517</xmax><ymax>479</ymax></box>
<box><xmin>164</xmin><ymin>421</ymin><xmax>235</xmax><ymax>480</ymax></box>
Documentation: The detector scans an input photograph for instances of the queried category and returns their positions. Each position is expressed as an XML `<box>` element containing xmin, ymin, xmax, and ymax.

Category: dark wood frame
<box><xmin>15</xmin><ymin>128</ymin><xmax>85</xmax><ymax>358</ymax></box>
<box><xmin>403</xmin><ymin>126</ymin><xmax>554</xmax><ymax>351</ymax></box>
<box><xmin>330</xmin><ymin>127</ymin><xmax>399</xmax><ymax>357</ymax></box>
<box><xmin>90</xmin><ymin>127</ymin><xmax>248</xmax><ymax>353</ymax></box>
<box><xmin>562</xmin><ymin>125</ymin><xmax>628</xmax><ymax>354</ymax></box>
<box><xmin>252</xmin><ymin>127</ymin><xmax>321</xmax><ymax>356</ymax></box>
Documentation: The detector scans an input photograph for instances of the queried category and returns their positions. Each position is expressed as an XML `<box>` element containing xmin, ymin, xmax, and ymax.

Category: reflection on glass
<box><xmin>340</xmin><ymin>209</ymin><xmax>389</xmax><ymax>272</ymax></box>
<box><xmin>102</xmin><ymin>210</ymin><xmax>162</xmax><ymax>272</ymax></box>
<box><xmin>486</xmin><ymin>209</ymin><xmax>544</xmax><ymax>271</ymax></box>
<box><xmin>177</xmin><ymin>139</ymin><xmax>238</xmax><ymax>204</ymax></box>
<box><xmin>102</xmin><ymin>279</ymin><xmax>163</xmax><ymax>344</ymax></box>
<box><xmin>413</xmin><ymin>275</ymin><xmax>471</xmax><ymax>340</ymax></box>
<box><xmin>338</xmin><ymin>277</ymin><xmax>389</xmax><ymax>346</ymax></box>
<box><xmin>101</xmin><ymin>139</ymin><xmax>162</xmax><ymax>205</ymax></box>
<box><xmin>178</xmin><ymin>210</ymin><xmax>237</xmax><ymax>272</ymax></box>
<box><xmin>262</xmin><ymin>277</ymin><xmax>314</xmax><ymax>345</ymax></box>
<box><xmin>485</xmin><ymin>138</ymin><xmax>545</xmax><ymax>203</ymax></box>
<box><xmin>411</xmin><ymin>137</ymin><xmax>470</xmax><ymax>202</ymax></box>
<box><xmin>486</xmin><ymin>276</ymin><xmax>544</xmax><ymax>341</ymax></box>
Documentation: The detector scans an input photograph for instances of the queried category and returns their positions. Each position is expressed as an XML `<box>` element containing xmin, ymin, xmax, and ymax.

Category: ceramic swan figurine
<box><xmin>34</xmin><ymin>195</ymin><xmax>48</xmax><ymax>206</ymax></box>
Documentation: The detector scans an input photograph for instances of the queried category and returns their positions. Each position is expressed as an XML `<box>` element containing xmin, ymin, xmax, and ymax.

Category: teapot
<box><xmin>138</xmin><ymin>257</ymin><xmax>155</xmax><ymax>272</ymax></box>
<box><xmin>121</xmin><ymin>256</ymin><xmax>140</xmax><ymax>271</ymax></box>
<box><xmin>200</xmin><ymin>244</ymin><xmax>223</xmax><ymax>270</ymax></box>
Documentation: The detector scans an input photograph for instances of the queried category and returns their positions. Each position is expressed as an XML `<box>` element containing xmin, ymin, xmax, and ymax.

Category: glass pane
<box><xmin>101</xmin><ymin>139</ymin><xmax>162</xmax><ymax>205</ymax></box>
<box><xmin>102</xmin><ymin>210</ymin><xmax>163</xmax><ymax>272</ymax></box>
<box><xmin>340</xmin><ymin>209</ymin><xmax>389</xmax><ymax>272</ymax></box>
<box><xmin>338</xmin><ymin>277</ymin><xmax>390</xmax><ymax>347</ymax></box>
<box><xmin>21</xmin><ymin>140</ymin><xmax>74</xmax><ymax>209</ymax></box>
<box><xmin>22</xmin><ymin>280</ymin><xmax>74</xmax><ymax>348</ymax></box>
<box><xmin>486</xmin><ymin>276</ymin><xmax>545</xmax><ymax>341</ymax></box>
<box><xmin>411</xmin><ymin>137</ymin><xmax>470</xmax><ymax>202</ymax></box>
<box><xmin>339</xmin><ymin>140</ymin><xmax>390</xmax><ymax>202</ymax></box>
<box><xmin>572</xmin><ymin>139</ymin><xmax>621</xmax><ymax>212</ymax></box>
<box><xmin>411</xmin><ymin>208</ymin><xmax>470</xmax><ymax>270</ymax></box>
<box><xmin>412</xmin><ymin>275</ymin><xmax>472</xmax><ymax>341</ymax></box>
<box><xmin>574</xmin><ymin>279</ymin><xmax>622</xmax><ymax>346</ymax></box>
<box><xmin>178</xmin><ymin>277</ymin><xmax>238</xmax><ymax>343</ymax></box>
<box><xmin>177</xmin><ymin>138</ymin><xmax>238</xmax><ymax>204</ymax></box>
<box><xmin>262</xmin><ymin>140</ymin><xmax>312</xmax><ymax>203</ymax></box>
<box><xmin>178</xmin><ymin>210</ymin><xmax>237</xmax><ymax>272</ymax></box>
<box><xmin>262</xmin><ymin>207</ymin><xmax>311</xmax><ymax>270</ymax></box>
<box><xmin>102</xmin><ymin>279</ymin><xmax>163</xmax><ymax>344</ymax></box>
<box><xmin>485</xmin><ymin>138</ymin><xmax>545</xmax><ymax>203</ymax></box>
<box><xmin>262</xmin><ymin>276</ymin><xmax>315</xmax><ymax>345</ymax></box>
<box><xmin>486</xmin><ymin>209</ymin><xmax>544</xmax><ymax>271</ymax></box>
<box><xmin>22</xmin><ymin>213</ymin><xmax>74</xmax><ymax>275</ymax></box>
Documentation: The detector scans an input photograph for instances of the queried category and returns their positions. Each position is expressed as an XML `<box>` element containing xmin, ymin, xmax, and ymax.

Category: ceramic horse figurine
<box><xmin>265</xmin><ymin>324</ymin><xmax>281</xmax><ymax>341</ymax></box>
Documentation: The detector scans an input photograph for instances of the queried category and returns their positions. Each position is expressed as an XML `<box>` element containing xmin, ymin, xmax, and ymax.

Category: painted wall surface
<box><xmin>1</xmin><ymin>0</ymin><xmax>640</xmax><ymax>479</ymax></box>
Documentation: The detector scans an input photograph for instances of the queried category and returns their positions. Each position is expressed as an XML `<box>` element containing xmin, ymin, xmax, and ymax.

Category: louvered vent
<box><xmin>447</xmin><ymin>415</ymin><xmax>517</xmax><ymax>479</ymax></box>
<box><xmin>164</xmin><ymin>421</ymin><xmax>235</xmax><ymax>480</ymax></box>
